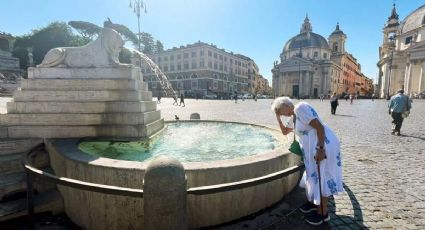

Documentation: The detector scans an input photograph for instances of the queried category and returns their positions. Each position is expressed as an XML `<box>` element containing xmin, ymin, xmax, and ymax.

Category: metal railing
<box><xmin>23</xmin><ymin>142</ymin><xmax>304</xmax><ymax>226</ymax></box>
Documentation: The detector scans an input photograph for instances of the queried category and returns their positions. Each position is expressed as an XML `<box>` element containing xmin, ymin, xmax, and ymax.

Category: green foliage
<box><xmin>119</xmin><ymin>47</ymin><xmax>132</xmax><ymax>64</ymax></box>
<box><xmin>155</xmin><ymin>40</ymin><xmax>164</xmax><ymax>54</ymax></box>
<box><xmin>12</xmin><ymin>21</ymin><xmax>90</xmax><ymax>68</ymax></box>
<box><xmin>68</xmin><ymin>21</ymin><xmax>101</xmax><ymax>41</ymax></box>
<box><xmin>140</xmin><ymin>32</ymin><xmax>155</xmax><ymax>54</ymax></box>
<box><xmin>108</xmin><ymin>23</ymin><xmax>139</xmax><ymax>46</ymax></box>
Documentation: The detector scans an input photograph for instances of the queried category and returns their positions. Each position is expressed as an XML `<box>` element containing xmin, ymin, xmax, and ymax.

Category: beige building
<box><xmin>272</xmin><ymin>16</ymin><xmax>372</xmax><ymax>98</ymax></box>
<box><xmin>141</xmin><ymin>41</ymin><xmax>268</xmax><ymax>98</ymax></box>
<box><xmin>377</xmin><ymin>4</ymin><xmax>425</xmax><ymax>99</ymax></box>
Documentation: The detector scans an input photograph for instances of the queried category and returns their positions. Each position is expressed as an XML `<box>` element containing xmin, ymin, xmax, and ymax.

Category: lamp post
<box><xmin>129</xmin><ymin>0</ymin><xmax>147</xmax><ymax>51</ymax></box>
<box><xmin>386</xmin><ymin>35</ymin><xmax>396</xmax><ymax>100</ymax></box>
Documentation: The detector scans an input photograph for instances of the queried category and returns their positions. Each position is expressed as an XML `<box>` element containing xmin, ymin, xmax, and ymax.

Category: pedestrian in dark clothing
<box><xmin>157</xmin><ymin>91</ymin><xmax>161</xmax><ymax>104</ymax></box>
<box><xmin>179</xmin><ymin>93</ymin><xmax>185</xmax><ymax>107</ymax></box>
<box><xmin>172</xmin><ymin>95</ymin><xmax>178</xmax><ymax>106</ymax></box>
<box><xmin>330</xmin><ymin>93</ymin><xmax>339</xmax><ymax>115</ymax></box>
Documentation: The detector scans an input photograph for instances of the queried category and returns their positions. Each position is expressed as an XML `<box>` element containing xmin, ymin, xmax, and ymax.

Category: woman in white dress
<box><xmin>272</xmin><ymin>97</ymin><xmax>343</xmax><ymax>225</ymax></box>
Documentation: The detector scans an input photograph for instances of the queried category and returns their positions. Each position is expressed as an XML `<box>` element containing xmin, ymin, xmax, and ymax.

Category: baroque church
<box><xmin>377</xmin><ymin>4</ymin><xmax>425</xmax><ymax>99</ymax></box>
<box><xmin>272</xmin><ymin>16</ymin><xmax>372</xmax><ymax>98</ymax></box>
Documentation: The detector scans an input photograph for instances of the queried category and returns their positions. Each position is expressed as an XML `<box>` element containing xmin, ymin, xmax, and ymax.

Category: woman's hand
<box><xmin>314</xmin><ymin>149</ymin><xmax>327</xmax><ymax>163</ymax></box>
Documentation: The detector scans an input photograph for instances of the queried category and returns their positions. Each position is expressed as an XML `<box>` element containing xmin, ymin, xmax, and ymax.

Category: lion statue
<box><xmin>37</xmin><ymin>27</ymin><xmax>125</xmax><ymax>68</ymax></box>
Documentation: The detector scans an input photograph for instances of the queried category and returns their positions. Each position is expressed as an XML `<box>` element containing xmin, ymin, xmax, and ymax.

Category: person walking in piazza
<box><xmin>388</xmin><ymin>89</ymin><xmax>411</xmax><ymax>136</ymax></box>
<box><xmin>172</xmin><ymin>95</ymin><xmax>178</xmax><ymax>106</ymax></box>
<box><xmin>330</xmin><ymin>93</ymin><xmax>339</xmax><ymax>115</ymax></box>
<box><xmin>272</xmin><ymin>97</ymin><xmax>343</xmax><ymax>225</ymax></box>
<box><xmin>179</xmin><ymin>93</ymin><xmax>185</xmax><ymax>107</ymax></box>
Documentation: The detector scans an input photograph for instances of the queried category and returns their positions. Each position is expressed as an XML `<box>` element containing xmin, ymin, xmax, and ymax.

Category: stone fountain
<box><xmin>0</xmin><ymin>23</ymin><xmax>300</xmax><ymax>229</ymax></box>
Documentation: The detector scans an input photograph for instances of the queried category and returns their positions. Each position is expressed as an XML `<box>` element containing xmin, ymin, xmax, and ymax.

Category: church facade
<box><xmin>377</xmin><ymin>4</ymin><xmax>425</xmax><ymax>99</ymax></box>
<box><xmin>272</xmin><ymin>16</ymin><xmax>372</xmax><ymax>98</ymax></box>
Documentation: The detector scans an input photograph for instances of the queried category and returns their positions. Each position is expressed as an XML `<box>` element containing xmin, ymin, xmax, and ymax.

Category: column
<box><xmin>403</xmin><ymin>63</ymin><xmax>412</xmax><ymax>94</ymax></box>
<box><xmin>420</xmin><ymin>61</ymin><xmax>425</xmax><ymax>93</ymax></box>
<box><xmin>404</xmin><ymin>62</ymin><xmax>412</xmax><ymax>94</ymax></box>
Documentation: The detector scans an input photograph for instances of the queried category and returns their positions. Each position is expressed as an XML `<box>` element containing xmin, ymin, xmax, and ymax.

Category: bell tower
<box><xmin>328</xmin><ymin>22</ymin><xmax>346</xmax><ymax>55</ymax></box>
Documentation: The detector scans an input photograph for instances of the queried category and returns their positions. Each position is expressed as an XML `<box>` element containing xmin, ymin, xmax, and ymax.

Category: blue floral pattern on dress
<box><xmin>336</xmin><ymin>152</ymin><xmax>342</xmax><ymax>167</ymax></box>
<box><xmin>325</xmin><ymin>136</ymin><xmax>330</xmax><ymax>144</ymax></box>
<box><xmin>327</xmin><ymin>179</ymin><xmax>337</xmax><ymax>194</ymax></box>
<box><xmin>309</xmin><ymin>107</ymin><xmax>318</xmax><ymax>117</ymax></box>
<box><xmin>310</xmin><ymin>172</ymin><xmax>319</xmax><ymax>184</ymax></box>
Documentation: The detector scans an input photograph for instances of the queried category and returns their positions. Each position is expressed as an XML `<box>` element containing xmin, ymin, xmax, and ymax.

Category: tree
<box><xmin>68</xmin><ymin>21</ymin><xmax>101</xmax><ymax>41</ymax></box>
<box><xmin>12</xmin><ymin>22</ymin><xmax>88</xmax><ymax>70</ymax></box>
<box><xmin>155</xmin><ymin>40</ymin><xmax>164</xmax><ymax>54</ymax></box>
<box><xmin>140</xmin><ymin>32</ymin><xmax>155</xmax><ymax>54</ymax></box>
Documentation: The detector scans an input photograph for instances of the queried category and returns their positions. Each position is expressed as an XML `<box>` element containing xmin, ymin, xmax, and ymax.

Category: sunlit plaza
<box><xmin>1</xmin><ymin>1</ymin><xmax>425</xmax><ymax>229</ymax></box>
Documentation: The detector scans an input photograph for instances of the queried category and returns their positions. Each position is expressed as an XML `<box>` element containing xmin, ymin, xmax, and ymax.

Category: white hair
<box><xmin>271</xmin><ymin>96</ymin><xmax>294</xmax><ymax>112</ymax></box>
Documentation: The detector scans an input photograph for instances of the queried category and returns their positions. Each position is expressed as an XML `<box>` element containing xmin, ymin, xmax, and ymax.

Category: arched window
<box><xmin>333</xmin><ymin>42</ymin><xmax>338</xmax><ymax>52</ymax></box>
<box><xmin>191</xmin><ymin>74</ymin><xmax>198</xmax><ymax>79</ymax></box>
<box><xmin>177</xmin><ymin>75</ymin><xmax>183</xmax><ymax>80</ymax></box>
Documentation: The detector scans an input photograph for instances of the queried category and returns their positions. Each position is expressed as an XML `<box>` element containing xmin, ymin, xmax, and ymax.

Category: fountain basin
<box><xmin>46</xmin><ymin>121</ymin><xmax>301</xmax><ymax>229</ymax></box>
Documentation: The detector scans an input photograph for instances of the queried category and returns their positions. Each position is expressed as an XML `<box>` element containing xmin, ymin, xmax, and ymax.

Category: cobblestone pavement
<box><xmin>157</xmin><ymin>98</ymin><xmax>425</xmax><ymax>230</ymax></box>
<box><xmin>1</xmin><ymin>97</ymin><xmax>424</xmax><ymax>229</ymax></box>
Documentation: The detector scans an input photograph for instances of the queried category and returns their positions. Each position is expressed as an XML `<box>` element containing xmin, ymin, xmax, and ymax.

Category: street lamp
<box><xmin>386</xmin><ymin>35</ymin><xmax>396</xmax><ymax>100</ymax></box>
<box><xmin>129</xmin><ymin>0</ymin><xmax>147</xmax><ymax>51</ymax></box>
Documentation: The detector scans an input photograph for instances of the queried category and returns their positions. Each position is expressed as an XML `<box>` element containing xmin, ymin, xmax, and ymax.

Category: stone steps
<box><xmin>7</xmin><ymin>101</ymin><xmax>157</xmax><ymax>114</ymax></box>
<box><xmin>28</xmin><ymin>66</ymin><xmax>141</xmax><ymax>80</ymax></box>
<box><xmin>4</xmin><ymin>119</ymin><xmax>164</xmax><ymax>138</ymax></box>
<box><xmin>13</xmin><ymin>90</ymin><xmax>152</xmax><ymax>102</ymax></box>
<box><xmin>20</xmin><ymin>78</ymin><xmax>148</xmax><ymax>91</ymax></box>
<box><xmin>0</xmin><ymin>111</ymin><xmax>161</xmax><ymax>126</ymax></box>
<box><xmin>0</xmin><ymin>139</ymin><xmax>43</xmax><ymax>155</ymax></box>
<box><xmin>0</xmin><ymin>189</ymin><xmax>63</xmax><ymax>222</ymax></box>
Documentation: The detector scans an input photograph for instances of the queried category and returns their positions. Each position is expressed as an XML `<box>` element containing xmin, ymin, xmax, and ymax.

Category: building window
<box><xmin>219</xmin><ymin>64</ymin><xmax>223</xmax><ymax>71</ymax></box>
<box><xmin>170</xmin><ymin>65</ymin><xmax>175</xmax><ymax>71</ymax></box>
<box><xmin>224</xmin><ymin>65</ymin><xmax>227</xmax><ymax>71</ymax></box>
<box><xmin>208</xmin><ymin>61</ymin><xmax>212</xmax><ymax>68</ymax></box>
<box><xmin>184</xmin><ymin>53</ymin><xmax>189</xmax><ymax>59</ymax></box>
<box><xmin>214</xmin><ymin>63</ymin><xmax>218</xmax><ymax>69</ymax></box>
<box><xmin>177</xmin><ymin>54</ymin><xmax>181</xmax><ymax>59</ymax></box>
<box><xmin>314</xmin><ymin>52</ymin><xmax>318</xmax><ymax>58</ymax></box>
<box><xmin>184</xmin><ymin>63</ymin><xmax>189</xmax><ymax>69</ymax></box>
<box><xmin>170</xmin><ymin>55</ymin><xmax>174</xmax><ymax>61</ymax></box>
<box><xmin>405</xmin><ymin>36</ymin><xmax>413</xmax><ymax>45</ymax></box>
<box><xmin>230</xmin><ymin>59</ymin><xmax>233</xmax><ymax>64</ymax></box>
<box><xmin>164</xmin><ymin>56</ymin><xmax>168</xmax><ymax>61</ymax></box>
<box><xmin>191</xmin><ymin>74</ymin><xmax>198</xmax><ymax>79</ymax></box>
<box><xmin>219</xmin><ymin>54</ymin><xmax>223</xmax><ymax>60</ymax></box>
<box><xmin>224</xmin><ymin>57</ymin><xmax>227</xmax><ymax>62</ymax></box>
<box><xmin>200</xmin><ymin>50</ymin><xmax>204</xmax><ymax>56</ymax></box>
<box><xmin>177</xmin><ymin>64</ymin><xmax>182</xmax><ymax>70</ymax></box>
<box><xmin>214</xmin><ymin>53</ymin><xmax>217</xmax><ymax>59</ymax></box>
<box><xmin>323</xmin><ymin>53</ymin><xmax>327</xmax><ymax>59</ymax></box>
<box><xmin>192</xmin><ymin>81</ymin><xmax>197</xmax><ymax>87</ymax></box>
<box><xmin>164</xmin><ymin>66</ymin><xmax>168</xmax><ymax>71</ymax></box>
<box><xmin>191</xmin><ymin>51</ymin><xmax>196</xmax><ymax>57</ymax></box>
<box><xmin>192</xmin><ymin>62</ymin><xmax>197</xmax><ymax>69</ymax></box>
<box><xmin>208</xmin><ymin>51</ymin><xmax>212</xmax><ymax>57</ymax></box>
<box><xmin>200</xmin><ymin>60</ymin><xmax>205</xmax><ymax>67</ymax></box>
<box><xmin>157</xmin><ymin>57</ymin><xmax>161</xmax><ymax>62</ymax></box>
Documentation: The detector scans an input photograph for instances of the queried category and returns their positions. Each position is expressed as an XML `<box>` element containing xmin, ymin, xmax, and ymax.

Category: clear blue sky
<box><xmin>1</xmin><ymin>0</ymin><xmax>424</xmax><ymax>83</ymax></box>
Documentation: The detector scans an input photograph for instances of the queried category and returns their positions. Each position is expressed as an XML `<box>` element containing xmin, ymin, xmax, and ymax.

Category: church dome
<box><xmin>283</xmin><ymin>32</ymin><xmax>330</xmax><ymax>52</ymax></box>
<box><xmin>399</xmin><ymin>4</ymin><xmax>425</xmax><ymax>34</ymax></box>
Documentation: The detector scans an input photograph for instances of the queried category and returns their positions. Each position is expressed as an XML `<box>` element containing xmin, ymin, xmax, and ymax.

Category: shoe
<box><xmin>299</xmin><ymin>202</ymin><xmax>317</xmax><ymax>213</ymax></box>
<box><xmin>396</xmin><ymin>132</ymin><xmax>401</xmax><ymax>136</ymax></box>
<box><xmin>391</xmin><ymin>131</ymin><xmax>395</xmax><ymax>135</ymax></box>
<box><xmin>305</xmin><ymin>212</ymin><xmax>330</xmax><ymax>225</ymax></box>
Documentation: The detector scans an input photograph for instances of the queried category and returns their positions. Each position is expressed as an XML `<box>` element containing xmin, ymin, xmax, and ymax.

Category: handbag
<box><xmin>401</xmin><ymin>96</ymin><xmax>410</xmax><ymax>118</ymax></box>
<box><xmin>288</xmin><ymin>116</ymin><xmax>303</xmax><ymax>157</ymax></box>
<box><xmin>402</xmin><ymin>110</ymin><xmax>410</xmax><ymax>118</ymax></box>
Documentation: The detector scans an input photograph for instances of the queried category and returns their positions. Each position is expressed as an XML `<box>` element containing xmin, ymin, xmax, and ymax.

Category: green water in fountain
<box><xmin>78</xmin><ymin>122</ymin><xmax>283</xmax><ymax>162</ymax></box>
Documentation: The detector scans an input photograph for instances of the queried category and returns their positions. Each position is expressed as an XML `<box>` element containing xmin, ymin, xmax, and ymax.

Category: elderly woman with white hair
<box><xmin>271</xmin><ymin>97</ymin><xmax>343</xmax><ymax>225</ymax></box>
